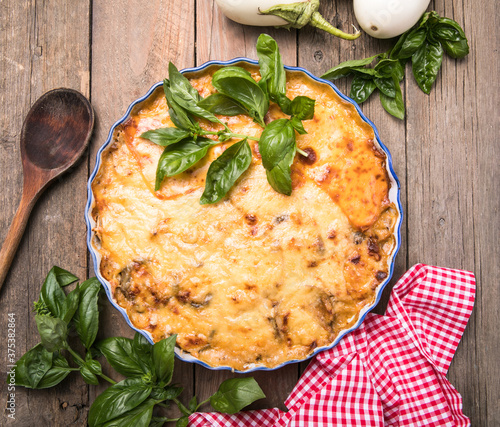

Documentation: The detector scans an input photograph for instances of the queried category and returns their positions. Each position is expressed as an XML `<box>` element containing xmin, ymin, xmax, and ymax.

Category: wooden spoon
<box><xmin>0</xmin><ymin>88</ymin><xmax>94</xmax><ymax>291</ymax></box>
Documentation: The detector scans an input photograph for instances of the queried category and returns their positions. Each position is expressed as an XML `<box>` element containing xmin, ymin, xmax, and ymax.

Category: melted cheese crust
<box><xmin>91</xmin><ymin>65</ymin><xmax>398</xmax><ymax>370</ymax></box>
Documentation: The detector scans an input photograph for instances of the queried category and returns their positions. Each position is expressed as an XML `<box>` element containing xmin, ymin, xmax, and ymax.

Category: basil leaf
<box><xmin>289</xmin><ymin>116</ymin><xmax>307</xmax><ymax>135</ymax></box>
<box><xmin>133</xmin><ymin>332</ymin><xmax>152</xmax><ymax>360</ymax></box>
<box><xmin>150</xmin><ymin>417</ymin><xmax>169</xmax><ymax>427</ymax></box>
<box><xmin>155</xmin><ymin>137</ymin><xmax>217</xmax><ymax>190</ymax></box>
<box><xmin>140</xmin><ymin>127</ymin><xmax>191</xmax><ymax>146</ymax></box>
<box><xmin>176</xmin><ymin>417</ymin><xmax>190</xmax><ymax>427</ymax></box>
<box><xmin>266</xmin><ymin>144</ymin><xmax>296</xmax><ymax>196</ymax></box>
<box><xmin>374</xmin><ymin>77</ymin><xmax>396</xmax><ymax>98</ymax></box>
<box><xmin>350</xmin><ymin>76</ymin><xmax>376</xmax><ymax>104</ymax></box>
<box><xmin>379</xmin><ymin>76</ymin><xmax>405</xmax><ymax>120</ymax></box>
<box><xmin>321</xmin><ymin>55</ymin><xmax>379</xmax><ymax>80</ymax></box>
<box><xmin>74</xmin><ymin>278</ymin><xmax>101</xmax><ymax>349</ymax></box>
<box><xmin>375</xmin><ymin>59</ymin><xmax>405</xmax><ymax>81</ymax></box>
<box><xmin>88</xmin><ymin>378</ymin><xmax>152</xmax><ymax>427</ymax></box>
<box><xmin>434</xmin><ymin>18</ymin><xmax>469</xmax><ymax>59</ymax></box>
<box><xmin>168</xmin><ymin>63</ymin><xmax>221</xmax><ymax>124</ymax></box>
<box><xmin>52</xmin><ymin>266</ymin><xmax>79</xmax><ymax>287</ymax></box>
<box><xmin>200</xmin><ymin>138</ymin><xmax>252</xmax><ymax>205</ymax></box>
<box><xmin>284</xmin><ymin>96</ymin><xmax>315</xmax><ymax>120</ymax></box>
<box><xmin>35</xmin><ymin>314</ymin><xmax>68</xmax><ymax>352</ymax></box>
<box><xmin>97</xmin><ymin>337</ymin><xmax>152</xmax><ymax>378</ymax></box>
<box><xmin>14</xmin><ymin>343</ymin><xmax>53</xmax><ymax>388</ymax></box>
<box><xmin>189</xmin><ymin>395</ymin><xmax>198</xmax><ymax>412</ymax></box>
<box><xmin>211</xmin><ymin>66</ymin><xmax>268</xmax><ymax>127</ymax></box>
<box><xmin>209</xmin><ymin>377</ymin><xmax>265</xmax><ymax>414</ymax></box>
<box><xmin>259</xmin><ymin>119</ymin><xmax>295</xmax><ymax>171</ymax></box>
<box><xmin>412</xmin><ymin>40</ymin><xmax>444</xmax><ymax>94</ymax></box>
<box><xmin>198</xmin><ymin>93</ymin><xmax>247</xmax><ymax>116</ymax></box>
<box><xmin>36</xmin><ymin>354</ymin><xmax>73</xmax><ymax>389</ymax></box>
<box><xmin>393</xmin><ymin>28</ymin><xmax>426</xmax><ymax>59</ymax></box>
<box><xmin>86</xmin><ymin>359</ymin><xmax>103</xmax><ymax>375</ymax></box>
<box><xmin>100</xmin><ymin>399</ymin><xmax>157</xmax><ymax>427</ymax></box>
<box><xmin>61</xmin><ymin>284</ymin><xmax>80</xmax><ymax>324</ymax></box>
<box><xmin>440</xmin><ymin>38</ymin><xmax>469</xmax><ymax>59</ymax></box>
<box><xmin>163</xmin><ymin>79</ymin><xmax>196</xmax><ymax>131</ymax></box>
<box><xmin>256</xmin><ymin>33</ymin><xmax>287</xmax><ymax>106</ymax></box>
<box><xmin>152</xmin><ymin>334</ymin><xmax>176</xmax><ymax>385</ymax></box>
<box><xmin>80</xmin><ymin>364</ymin><xmax>99</xmax><ymax>385</ymax></box>
<box><xmin>39</xmin><ymin>267</ymin><xmax>68</xmax><ymax>318</ymax></box>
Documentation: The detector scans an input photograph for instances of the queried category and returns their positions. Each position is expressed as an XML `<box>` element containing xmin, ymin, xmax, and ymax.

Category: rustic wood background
<box><xmin>1</xmin><ymin>0</ymin><xmax>498</xmax><ymax>425</ymax></box>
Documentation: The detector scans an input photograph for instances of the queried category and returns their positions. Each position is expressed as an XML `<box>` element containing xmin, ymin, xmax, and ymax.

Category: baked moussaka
<box><xmin>90</xmin><ymin>63</ymin><xmax>399</xmax><ymax>371</ymax></box>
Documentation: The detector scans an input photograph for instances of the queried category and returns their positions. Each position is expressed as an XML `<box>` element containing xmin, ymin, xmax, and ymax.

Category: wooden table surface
<box><xmin>1</xmin><ymin>1</ymin><xmax>498</xmax><ymax>425</ymax></box>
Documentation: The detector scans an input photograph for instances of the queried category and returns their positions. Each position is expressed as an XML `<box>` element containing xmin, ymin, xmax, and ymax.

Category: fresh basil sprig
<box><xmin>11</xmin><ymin>267</ymin><xmax>266</xmax><ymax>426</ymax></box>
<box><xmin>321</xmin><ymin>11</ymin><xmax>469</xmax><ymax>119</ymax></box>
<box><xmin>141</xmin><ymin>34</ymin><xmax>316</xmax><ymax>201</ymax></box>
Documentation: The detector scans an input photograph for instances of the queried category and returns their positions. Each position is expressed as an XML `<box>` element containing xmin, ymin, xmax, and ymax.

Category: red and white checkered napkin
<box><xmin>189</xmin><ymin>264</ymin><xmax>476</xmax><ymax>427</ymax></box>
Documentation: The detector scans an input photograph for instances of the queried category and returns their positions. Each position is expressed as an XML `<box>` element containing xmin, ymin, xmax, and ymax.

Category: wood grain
<box><xmin>0</xmin><ymin>0</ymin><xmax>91</xmax><ymax>425</ymax></box>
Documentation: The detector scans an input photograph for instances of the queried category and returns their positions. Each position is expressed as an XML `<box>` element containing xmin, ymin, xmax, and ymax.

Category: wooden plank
<box><xmin>193</xmin><ymin>0</ymin><xmax>299</xmax><ymax>412</ymax></box>
<box><xmin>453</xmin><ymin>0</ymin><xmax>499</xmax><ymax>424</ymax></box>
<box><xmin>89</xmin><ymin>0</ymin><xmax>196</xmax><ymax>422</ymax></box>
<box><xmin>0</xmin><ymin>0</ymin><xmax>91</xmax><ymax>425</ymax></box>
<box><xmin>405</xmin><ymin>1</ymin><xmax>485</xmax><ymax>424</ymax></box>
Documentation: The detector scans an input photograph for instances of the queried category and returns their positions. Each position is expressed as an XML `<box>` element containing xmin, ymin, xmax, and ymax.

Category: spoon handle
<box><xmin>0</xmin><ymin>188</ymin><xmax>39</xmax><ymax>292</ymax></box>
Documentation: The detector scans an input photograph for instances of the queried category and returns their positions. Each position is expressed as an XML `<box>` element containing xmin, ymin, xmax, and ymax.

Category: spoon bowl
<box><xmin>0</xmin><ymin>88</ymin><xmax>94</xmax><ymax>291</ymax></box>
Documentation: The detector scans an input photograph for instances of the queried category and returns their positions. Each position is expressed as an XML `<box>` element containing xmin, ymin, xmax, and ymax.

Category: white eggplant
<box><xmin>353</xmin><ymin>0</ymin><xmax>431</xmax><ymax>39</ymax></box>
<box><xmin>214</xmin><ymin>0</ymin><xmax>361</xmax><ymax>40</ymax></box>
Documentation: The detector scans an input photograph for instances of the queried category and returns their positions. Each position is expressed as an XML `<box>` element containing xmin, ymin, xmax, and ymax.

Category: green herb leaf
<box><xmin>163</xmin><ymin>79</ymin><xmax>197</xmax><ymax>131</ymax></box>
<box><xmin>140</xmin><ymin>127</ymin><xmax>191</xmax><ymax>146</ymax></box>
<box><xmin>97</xmin><ymin>337</ymin><xmax>152</xmax><ymax>378</ymax></box>
<box><xmin>200</xmin><ymin>138</ymin><xmax>252</xmax><ymax>205</ymax></box>
<box><xmin>412</xmin><ymin>40</ymin><xmax>444</xmax><ymax>94</ymax></box>
<box><xmin>100</xmin><ymin>399</ymin><xmax>157</xmax><ymax>427</ymax></box>
<box><xmin>198</xmin><ymin>93</ymin><xmax>247</xmax><ymax>116</ymax></box>
<box><xmin>150</xmin><ymin>385</ymin><xmax>183</xmax><ymax>401</ymax></box>
<box><xmin>88</xmin><ymin>378</ymin><xmax>152</xmax><ymax>427</ymax></box>
<box><xmin>374</xmin><ymin>77</ymin><xmax>397</xmax><ymax>98</ymax></box>
<box><xmin>350</xmin><ymin>76</ymin><xmax>376</xmax><ymax>104</ymax></box>
<box><xmin>259</xmin><ymin>119</ymin><xmax>295</xmax><ymax>171</ymax></box>
<box><xmin>74</xmin><ymin>278</ymin><xmax>101</xmax><ymax>349</ymax></box>
<box><xmin>152</xmin><ymin>334</ymin><xmax>176</xmax><ymax>385</ymax></box>
<box><xmin>379</xmin><ymin>75</ymin><xmax>405</xmax><ymax>120</ymax></box>
<box><xmin>80</xmin><ymin>364</ymin><xmax>100</xmax><ymax>385</ymax></box>
<box><xmin>284</xmin><ymin>96</ymin><xmax>315</xmax><ymax>120</ymax></box>
<box><xmin>39</xmin><ymin>267</ymin><xmax>68</xmax><ymax>318</ymax></box>
<box><xmin>375</xmin><ymin>59</ymin><xmax>405</xmax><ymax>81</ymax></box>
<box><xmin>212</xmin><ymin>66</ymin><xmax>269</xmax><ymax>127</ymax></box>
<box><xmin>149</xmin><ymin>417</ymin><xmax>169</xmax><ymax>427</ymax></box>
<box><xmin>321</xmin><ymin>55</ymin><xmax>379</xmax><ymax>80</ymax></box>
<box><xmin>440</xmin><ymin>38</ymin><xmax>470</xmax><ymax>60</ymax></box>
<box><xmin>35</xmin><ymin>314</ymin><xmax>68</xmax><ymax>352</ymax></box>
<box><xmin>61</xmin><ymin>284</ymin><xmax>80</xmax><ymax>323</ymax></box>
<box><xmin>256</xmin><ymin>33</ymin><xmax>287</xmax><ymax>106</ymax></box>
<box><xmin>176</xmin><ymin>416</ymin><xmax>190</xmax><ymax>427</ymax></box>
<box><xmin>168</xmin><ymin>63</ymin><xmax>221</xmax><ymax>124</ymax></box>
<box><xmin>392</xmin><ymin>28</ymin><xmax>427</xmax><ymax>59</ymax></box>
<box><xmin>13</xmin><ymin>343</ymin><xmax>53</xmax><ymax>388</ymax></box>
<box><xmin>266</xmin><ymin>143</ymin><xmax>296</xmax><ymax>196</ymax></box>
<box><xmin>209</xmin><ymin>377</ymin><xmax>266</xmax><ymax>414</ymax></box>
<box><xmin>189</xmin><ymin>395</ymin><xmax>198</xmax><ymax>412</ymax></box>
<box><xmin>36</xmin><ymin>354</ymin><xmax>73</xmax><ymax>389</ymax></box>
<box><xmin>52</xmin><ymin>266</ymin><xmax>79</xmax><ymax>287</ymax></box>
<box><xmin>155</xmin><ymin>137</ymin><xmax>217</xmax><ymax>190</ymax></box>
<box><xmin>289</xmin><ymin>116</ymin><xmax>307</xmax><ymax>135</ymax></box>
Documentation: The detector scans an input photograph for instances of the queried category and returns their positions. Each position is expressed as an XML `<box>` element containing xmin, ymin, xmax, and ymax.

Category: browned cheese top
<box><xmin>91</xmin><ymin>64</ymin><xmax>399</xmax><ymax>370</ymax></box>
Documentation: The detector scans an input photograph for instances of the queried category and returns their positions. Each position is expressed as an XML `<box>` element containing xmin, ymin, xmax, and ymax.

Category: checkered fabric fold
<box><xmin>189</xmin><ymin>264</ymin><xmax>475</xmax><ymax>427</ymax></box>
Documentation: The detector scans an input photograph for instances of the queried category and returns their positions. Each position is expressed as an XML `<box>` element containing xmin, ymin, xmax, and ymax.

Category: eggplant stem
<box><xmin>310</xmin><ymin>12</ymin><xmax>361</xmax><ymax>40</ymax></box>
